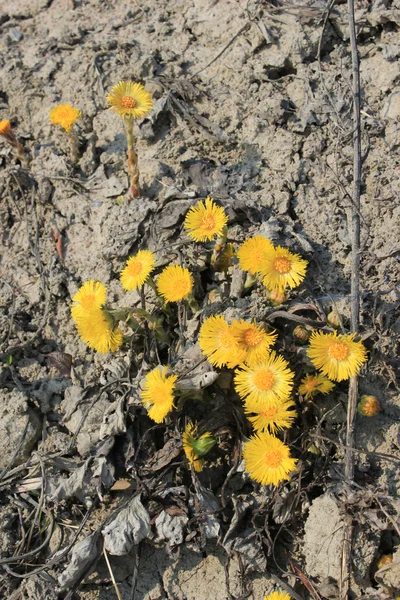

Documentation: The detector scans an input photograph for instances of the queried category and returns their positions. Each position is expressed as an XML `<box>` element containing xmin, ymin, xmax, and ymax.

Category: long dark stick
<box><xmin>341</xmin><ymin>1</ymin><xmax>362</xmax><ymax>598</ymax></box>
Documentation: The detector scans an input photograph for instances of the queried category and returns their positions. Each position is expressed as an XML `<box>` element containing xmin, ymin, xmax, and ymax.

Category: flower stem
<box><xmin>68</xmin><ymin>130</ymin><xmax>79</xmax><ymax>164</ymax></box>
<box><xmin>125</xmin><ymin>116</ymin><xmax>141</xmax><ymax>199</ymax></box>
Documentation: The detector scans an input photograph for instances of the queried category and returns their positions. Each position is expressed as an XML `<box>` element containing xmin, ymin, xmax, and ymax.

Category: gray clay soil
<box><xmin>0</xmin><ymin>0</ymin><xmax>399</xmax><ymax>599</ymax></box>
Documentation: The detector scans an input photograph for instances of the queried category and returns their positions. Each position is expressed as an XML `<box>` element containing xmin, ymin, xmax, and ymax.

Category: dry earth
<box><xmin>0</xmin><ymin>0</ymin><xmax>399</xmax><ymax>599</ymax></box>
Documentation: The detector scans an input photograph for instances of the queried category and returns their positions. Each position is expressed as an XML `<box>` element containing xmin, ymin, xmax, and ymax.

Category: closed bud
<box><xmin>192</xmin><ymin>435</ymin><xmax>216</xmax><ymax>457</ymax></box>
<box><xmin>266</xmin><ymin>288</ymin><xmax>288</xmax><ymax>306</ymax></box>
<box><xmin>327</xmin><ymin>310</ymin><xmax>341</xmax><ymax>328</ymax></box>
<box><xmin>358</xmin><ymin>395</ymin><xmax>381</xmax><ymax>417</ymax></box>
<box><xmin>377</xmin><ymin>554</ymin><xmax>392</xmax><ymax>570</ymax></box>
<box><xmin>293</xmin><ymin>325</ymin><xmax>310</xmax><ymax>342</ymax></box>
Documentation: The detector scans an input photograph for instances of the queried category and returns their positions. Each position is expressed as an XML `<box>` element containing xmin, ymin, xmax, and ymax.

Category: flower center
<box><xmin>202</xmin><ymin>214</ymin><xmax>216</xmax><ymax>231</ymax></box>
<box><xmin>254</xmin><ymin>368</ymin><xmax>275</xmax><ymax>391</ymax></box>
<box><xmin>244</xmin><ymin>327</ymin><xmax>264</xmax><ymax>347</ymax></box>
<box><xmin>81</xmin><ymin>294</ymin><xmax>95</xmax><ymax>310</ymax></box>
<box><xmin>274</xmin><ymin>257</ymin><xmax>292</xmax><ymax>274</ymax></box>
<box><xmin>175</xmin><ymin>278</ymin><xmax>190</xmax><ymax>296</ymax></box>
<box><xmin>327</xmin><ymin>341</ymin><xmax>349</xmax><ymax>361</ymax></box>
<box><xmin>263</xmin><ymin>448</ymin><xmax>283</xmax><ymax>468</ymax></box>
<box><xmin>128</xmin><ymin>260</ymin><xmax>143</xmax><ymax>275</ymax></box>
<box><xmin>219</xmin><ymin>329</ymin><xmax>236</xmax><ymax>349</ymax></box>
<box><xmin>121</xmin><ymin>96</ymin><xmax>137</xmax><ymax>109</ymax></box>
<box><xmin>260</xmin><ymin>405</ymin><xmax>278</xmax><ymax>418</ymax></box>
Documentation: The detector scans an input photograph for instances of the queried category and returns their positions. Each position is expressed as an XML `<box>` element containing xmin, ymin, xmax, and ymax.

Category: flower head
<box><xmin>245</xmin><ymin>398</ymin><xmax>297</xmax><ymax>434</ymax></box>
<box><xmin>71</xmin><ymin>280</ymin><xmax>107</xmax><ymax>323</ymax></box>
<box><xmin>182</xmin><ymin>423</ymin><xmax>215</xmax><ymax>472</ymax></box>
<box><xmin>298</xmin><ymin>373</ymin><xmax>334</xmax><ymax>399</ymax></box>
<box><xmin>140</xmin><ymin>366</ymin><xmax>177</xmax><ymax>423</ymax></box>
<box><xmin>260</xmin><ymin>246</ymin><xmax>307</xmax><ymax>292</ymax></box>
<box><xmin>107</xmin><ymin>81</ymin><xmax>153</xmax><ymax>119</ymax></box>
<box><xmin>237</xmin><ymin>235</ymin><xmax>274</xmax><ymax>275</ymax></box>
<box><xmin>358</xmin><ymin>395</ymin><xmax>381</xmax><ymax>417</ymax></box>
<box><xmin>75</xmin><ymin>309</ymin><xmax>123</xmax><ymax>353</ymax></box>
<box><xmin>266</xmin><ymin>288</ymin><xmax>288</xmax><ymax>306</ymax></box>
<box><xmin>198</xmin><ymin>315</ymin><xmax>246</xmax><ymax>368</ymax></box>
<box><xmin>231</xmin><ymin>319</ymin><xmax>277</xmax><ymax>364</ymax></box>
<box><xmin>0</xmin><ymin>120</ymin><xmax>11</xmax><ymax>136</ymax></box>
<box><xmin>156</xmin><ymin>265</ymin><xmax>193</xmax><ymax>303</ymax></box>
<box><xmin>184</xmin><ymin>197</ymin><xmax>228</xmax><ymax>242</ymax></box>
<box><xmin>213</xmin><ymin>242</ymin><xmax>235</xmax><ymax>272</ymax></box>
<box><xmin>307</xmin><ymin>331</ymin><xmax>367</xmax><ymax>381</ymax></box>
<box><xmin>50</xmin><ymin>104</ymin><xmax>81</xmax><ymax>132</ymax></box>
<box><xmin>244</xmin><ymin>432</ymin><xmax>297</xmax><ymax>486</ymax></box>
<box><xmin>264</xmin><ymin>592</ymin><xmax>291</xmax><ymax>600</ymax></box>
<box><xmin>234</xmin><ymin>352</ymin><xmax>294</xmax><ymax>406</ymax></box>
<box><xmin>120</xmin><ymin>250</ymin><xmax>156</xmax><ymax>291</ymax></box>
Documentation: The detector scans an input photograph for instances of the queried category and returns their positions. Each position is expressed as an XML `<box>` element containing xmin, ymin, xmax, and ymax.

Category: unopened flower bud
<box><xmin>293</xmin><ymin>325</ymin><xmax>310</xmax><ymax>342</ymax></box>
<box><xmin>266</xmin><ymin>288</ymin><xmax>288</xmax><ymax>306</ymax></box>
<box><xmin>327</xmin><ymin>310</ymin><xmax>341</xmax><ymax>328</ymax></box>
<box><xmin>377</xmin><ymin>554</ymin><xmax>392</xmax><ymax>570</ymax></box>
<box><xmin>358</xmin><ymin>395</ymin><xmax>381</xmax><ymax>417</ymax></box>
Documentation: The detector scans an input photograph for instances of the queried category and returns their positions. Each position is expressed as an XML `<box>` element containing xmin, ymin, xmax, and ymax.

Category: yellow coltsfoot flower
<box><xmin>307</xmin><ymin>331</ymin><xmax>367</xmax><ymax>381</ymax></box>
<box><xmin>120</xmin><ymin>250</ymin><xmax>156</xmax><ymax>291</ymax></box>
<box><xmin>140</xmin><ymin>366</ymin><xmax>177</xmax><ymax>423</ymax></box>
<box><xmin>184</xmin><ymin>197</ymin><xmax>228</xmax><ymax>242</ymax></box>
<box><xmin>71</xmin><ymin>280</ymin><xmax>107</xmax><ymax>322</ymax></box>
<box><xmin>198</xmin><ymin>315</ymin><xmax>246</xmax><ymax>368</ymax></box>
<box><xmin>156</xmin><ymin>265</ymin><xmax>194</xmax><ymax>303</ymax></box>
<box><xmin>231</xmin><ymin>319</ymin><xmax>277</xmax><ymax>364</ymax></box>
<box><xmin>107</xmin><ymin>81</ymin><xmax>153</xmax><ymax>120</ymax></box>
<box><xmin>50</xmin><ymin>104</ymin><xmax>81</xmax><ymax>133</ymax></box>
<box><xmin>245</xmin><ymin>398</ymin><xmax>297</xmax><ymax>434</ymax></box>
<box><xmin>244</xmin><ymin>432</ymin><xmax>297</xmax><ymax>486</ymax></box>
<box><xmin>264</xmin><ymin>592</ymin><xmax>291</xmax><ymax>600</ymax></box>
<box><xmin>237</xmin><ymin>235</ymin><xmax>274</xmax><ymax>275</ymax></box>
<box><xmin>182</xmin><ymin>423</ymin><xmax>216</xmax><ymax>472</ymax></box>
<box><xmin>261</xmin><ymin>246</ymin><xmax>307</xmax><ymax>292</ymax></box>
<box><xmin>298</xmin><ymin>372</ymin><xmax>334</xmax><ymax>399</ymax></box>
<box><xmin>75</xmin><ymin>309</ymin><xmax>123</xmax><ymax>354</ymax></box>
<box><xmin>0</xmin><ymin>120</ymin><xmax>12</xmax><ymax>136</ymax></box>
<box><xmin>234</xmin><ymin>352</ymin><xmax>294</xmax><ymax>406</ymax></box>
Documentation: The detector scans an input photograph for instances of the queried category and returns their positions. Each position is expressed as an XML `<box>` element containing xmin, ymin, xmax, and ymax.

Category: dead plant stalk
<box><xmin>341</xmin><ymin>1</ymin><xmax>362</xmax><ymax>599</ymax></box>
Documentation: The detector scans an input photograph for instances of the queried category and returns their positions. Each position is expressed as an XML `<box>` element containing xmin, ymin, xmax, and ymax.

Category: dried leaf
<box><xmin>154</xmin><ymin>509</ymin><xmax>188</xmax><ymax>551</ymax></box>
<box><xmin>47</xmin><ymin>352</ymin><xmax>72</xmax><ymax>376</ymax></box>
<box><xmin>142</xmin><ymin>437</ymin><xmax>181</xmax><ymax>472</ymax></box>
<box><xmin>58</xmin><ymin>531</ymin><xmax>102</xmax><ymax>590</ymax></box>
<box><xmin>102</xmin><ymin>494</ymin><xmax>150</xmax><ymax>555</ymax></box>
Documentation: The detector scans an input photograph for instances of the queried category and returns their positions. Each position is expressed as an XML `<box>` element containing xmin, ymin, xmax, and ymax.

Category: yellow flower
<box><xmin>245</xmin><ymin>398</ymin><xmax>297</xmax><ymax>434</ymax></box>
<box><xmin>231</xmin><ymin>319</ymin><xmax>277</xmax><ymax>363</ymax></box>
<box><xmin>234</xmin><ymin>352</ymin><xmax>294</xmax><ymax>406</ymax></box>
<box><xmin>71</xmin><ymin>280</ymin><xmax>107</xmax><ymax>323</ymax></box>
<box><xmin>156</xmin><ymin>265</ymin><xmax>193</xmax><ymax>303</ymax></box>
<box><xmin>198</xmin><ymin>315</ymin><xmax>246</xmax><ymax>368</ymax></box>
<box><xmin>307</xmin><ymin>331</ymin><xmax>367</xmax><ymax>381</ymax></box>
<box><xmin>260</xmin><ymin>246</ymin><xmax>307</xmax><ymax>292</ymax></box>
<box><xmin>120</xmin><ymin>250</ymin><xmax>156</xmax><ymax>291</ymax></box>
<box><xmin>184</xmin><ymin>197</ymin><xmax>228</xmax><ymax>242</ymax></box>
<box><xmin>182</xmin><ymin>423</ymin><xmax>215</xmax><ymax>472</ymax></box>
<box><xmin>0</xmin><ymin>119</ymin><xmax>11</xmax><ymax>136</ymax></box>
<box><xmin>107</xmin><ymin>81</ymin><xmax>153</xmax><ymax>119</ymax></box>
<box><xmin>266</xmin><ymin>288</ymin><xmax>288</xmax><ymax>306</ymax></box>
<box><xmin>50</xmin><ymin>104</ymin><xmax>81</xmax><ymax>132</ymax></box>
<box><xmin>298</xmin><ymin>373</ymin><xmax>334</xmax><ymax>399</ymax></box>
<box><xmin>244</xmin><ymin>432</ymin><xmax>297</xmax><ymax>486</ymax></box>
<box><xmin>237</xmin><ymin>235</ymin><xmax>274</xmax><ymax>275</ymax></box>
<box><xmin>140</xmin><ymin>366</ymin><xmax>177</xmax><ymax>423</ymax></box>
<box><xmin>75</xmin><ymin>309</ymin><xmax>123</xmax><ymax>353</ymax></box>
<box><xmin>264</xmin><ymin>592</ymin><xmax>291</xmax><ymax>600</ymax></box>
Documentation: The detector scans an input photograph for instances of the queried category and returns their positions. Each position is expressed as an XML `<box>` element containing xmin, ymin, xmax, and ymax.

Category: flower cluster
<box><xmin>69</xmin><ymin>193</ymin><xmax>368</xmax><ymax>487</ymax></box>
<box><xmin>237</xmin><ymin>235</ymin><xmax>308</xmax><ymax>293</ymax></box>
<box><xmin>71</xmin><ymin>281</ymin><xmax>123</xmax><ymax>354</ymax></box>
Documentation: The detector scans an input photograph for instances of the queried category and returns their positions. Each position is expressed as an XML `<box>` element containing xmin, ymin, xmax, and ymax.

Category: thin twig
<box><xmin>341</xmin><ymin>2</ymin><xmax>362</xmax><ymax>597</ymax></box>
<box><xmin>103</xmin><ymin>546</ymin><xmax>123</xmax><ymax>600</ymax></box>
